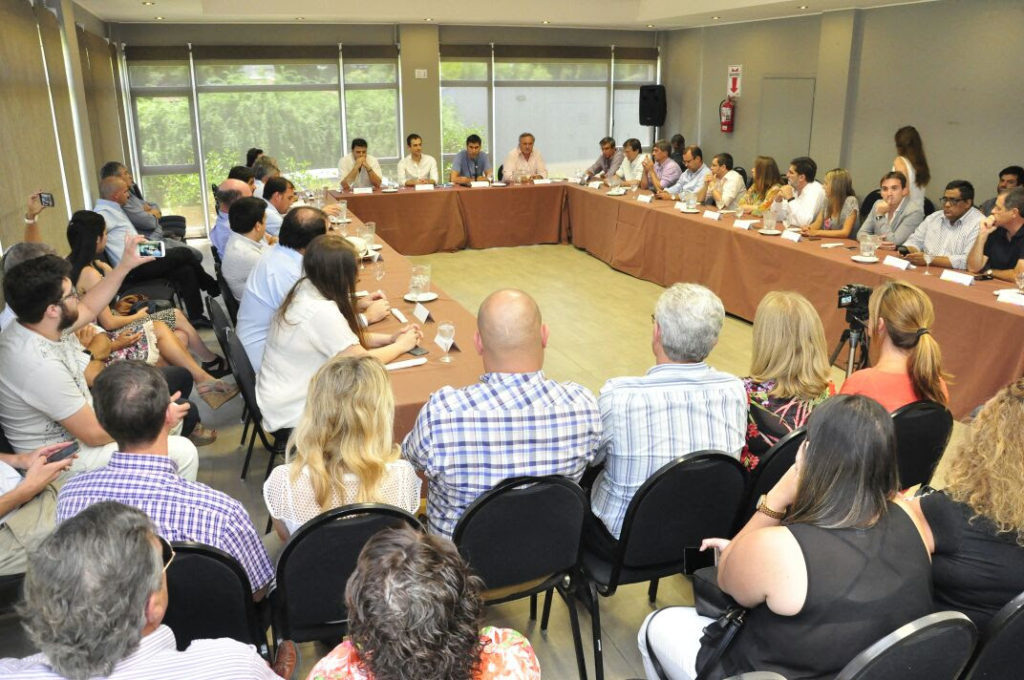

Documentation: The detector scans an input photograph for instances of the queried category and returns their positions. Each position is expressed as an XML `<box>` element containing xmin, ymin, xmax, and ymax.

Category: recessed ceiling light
<box><xmin>798</xmin><ymin>4</ymin><xmax>808</xmax><ymax>8</ymax></box>
<box><xmin>424</xmin><ymin>17</ymin><xmax>433</xmax><ymax>21</ymax></box>
<box><xmin>295</xmin><ymin>16</ymin><xmax>304</xmax><ymax>20</ymax></box>
<box><xmin>142</xmin><ymin>1</ymin><xmax>155</xmax><ymax>5</ymax></box>
<box><xmin>712</xmin><ymin>15</ymin><xmax>720</xmax><ymax>20</ymax></box>
<box><xmin>647</xmin><ymin>24</ymin><xmax>654</xmax><ymax>28</ymax></box>
<box><xmin>154</xmin><ymin>15</ymin><xmax>164</xmax><ymax>20</ymax></box>
<box><xmin>542</xmin><ymin>20</ymin><xmax>550</xmax><ymax>24</ymax></box>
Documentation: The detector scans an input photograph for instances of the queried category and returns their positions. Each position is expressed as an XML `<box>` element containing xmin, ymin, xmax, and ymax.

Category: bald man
<box><xmin>402</xmin><ymin>289</ymin><xmax>601</xmax><ymax>538</ymax></box>
<box><xmin>209</xmin><ymin>178</ymin><xmax>254</xmax><ymax>257</ymax></box>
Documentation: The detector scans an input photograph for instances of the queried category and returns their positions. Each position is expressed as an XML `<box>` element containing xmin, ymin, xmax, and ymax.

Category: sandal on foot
<box><xmin>187</xmin><ymin>423</ymin><xmax>218</xmax><ymax>446</ymax></box>
<box><xmin>197</xmin><ymin>379</ymin><xmax>239</xmax><ymax>409</ymax></box>
<box><xmin>201</xmin><ymin>356</ymin><xmax>231</xmax><ymax>378</ymax></box>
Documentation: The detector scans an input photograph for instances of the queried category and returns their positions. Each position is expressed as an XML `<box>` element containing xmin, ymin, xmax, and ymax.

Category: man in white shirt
<box><xmin>859</xmin><ymin>171</ymin><xmax>923</xmax><ymax>246</ymax></box>
<box><xmin>772</xmin><ymin>156</ymin><xmax>826</xmax><ymax>228</ymax></box>
<box><xmin>902</xmin><ymin>179</ymin><xmax>984</xmax><ymax>271</ymax></box>
<box><xmin>262</xmin><ymin>176</ymin><xmax>297</xmax><ymax>237</ymax></box>
<box><xmin>338</xmin><ymin>138</ymin><xmax>383</xmax><ymax>191</ymax></box>
<box><xmin>397</xmin><ymin>133</ymin><xmax>439</xmax><ymax>186</ymax></box>
<box><xmin>221</xmin><ymin>197</ymin><xmax>269</xmax><ymax>301</ymax></box>
<box><xmin>696</xmin><ymin>152</ymin><xmax>746</xmax><ymax>211</ymax></box>
<box><xmin>502</xmin><ymin>132</ymin><xmax>547</xmax><ymax>181</ymax></box>
<box><xmin>614</xmin><ymin>138</ymin><xmax>647</xmax><ymax>186</ymax></box>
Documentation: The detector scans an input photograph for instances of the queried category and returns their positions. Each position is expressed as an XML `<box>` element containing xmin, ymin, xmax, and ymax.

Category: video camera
<box><xmin>837</xmin><ymin>283</ymin><xmax>872</xmax><ymax>327</ymax></box>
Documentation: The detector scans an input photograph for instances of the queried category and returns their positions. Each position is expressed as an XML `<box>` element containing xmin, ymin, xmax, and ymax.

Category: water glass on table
<box><xmin>436</xmin><ymin>321</ymin><xmax>456</xmax><ymax>363</ymax></box>
<box><xmin>409</xmin><ymin>264</ymin><xmax>432</xmax><ymax>300</ymax></box>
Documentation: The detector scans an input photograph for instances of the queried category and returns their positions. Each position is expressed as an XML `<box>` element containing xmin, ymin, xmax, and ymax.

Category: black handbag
<box><xmin>692</xmin><ymin>566</ymin><xmax>738</xmax><ymax>619</ymax></box>
<box><xmin>694</xmin><ymin>606</ymin><xmax>747</xmax><ymax>680</ymax></box>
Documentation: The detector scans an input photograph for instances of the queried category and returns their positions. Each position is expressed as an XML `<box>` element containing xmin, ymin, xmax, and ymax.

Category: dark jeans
<box><xmin>123</xmin><ymin>248</ymin><xmax>217</xmax><ymax>319</ymax></box>
<box><xmin>160</xmin><ymin>366</ymin><xmax>198</xmax><ymax>437</ymax></box>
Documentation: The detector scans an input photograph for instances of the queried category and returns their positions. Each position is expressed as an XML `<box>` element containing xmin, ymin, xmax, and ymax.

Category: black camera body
<box><xmin>838</xmin><ymin>283</ymin><xmax>872</xmax><ymax>327</ymax></box>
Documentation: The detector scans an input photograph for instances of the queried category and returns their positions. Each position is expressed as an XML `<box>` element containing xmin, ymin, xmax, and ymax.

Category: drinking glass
<box><xmin>923</xmin><ymin>250</ymin><xmax>934</xmax><ymax>275</ymax></box>
<box><xmin>373</xmin><ymin>259</ymin><xmax>385</xmax><ymax>282</ymax></box>
<box><xmin>685</xmin><ymin>193</ymin><xmax>697</xmax><ymax>210</ymax></box>
<box><xmin>1015</xmin><ymin>270</ymin><xmax>1024</xmax><ymax>294</ymax></box>
<box><xmin>339</xmin><ymin>200</ymin><xmax>348</xmax><ymax>222</ymax></box>
<box><xmin>360</xmin><ymin>222</ymin><xmax>376</xmax><ymax>249</ymax></box>
<box><xmin>436</xmin><ymin>321</ymin><xmax>455</xmax><ymax>363</ymax></box>
<box><xmin>859</xmin><ymin>236</ymin><xmax>877</xmax><ymax>258</ymax></box>
<box><xmin>409</xmin><ymin>264</ymin><xmax>432</xmax><ymax>300</ymax></box>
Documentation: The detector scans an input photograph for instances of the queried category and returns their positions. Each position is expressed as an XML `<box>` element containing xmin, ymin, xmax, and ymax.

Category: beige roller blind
<box><xmin>78</xmin><ymin>27</ymin><xmax>128</xmax><ymax>169</ymax></box>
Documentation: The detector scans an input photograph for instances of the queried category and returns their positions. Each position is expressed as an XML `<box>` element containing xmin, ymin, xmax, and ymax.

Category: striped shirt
<box><xmin>904</xmin><ymin>206</ymin><xmax>984</xmax><ymax>270</ymax></box>
<box><xmin>0</xmin><ymin>625</ymin><xmax>281</xmax><ymax>679</ymax></box>
<box><xmin>590</xmin><ymin>363</ymin><xmax>747</xmax><ymax>538</ymax></box>
<box><xmin>56</xmin><ymin>453</ymin><xmax>274</xmax><ymax>592</ymax></box>
<box><xmin>402</xmin><ymin>371</ymin><xmax>601</xmax><ymax>538</ymax></box>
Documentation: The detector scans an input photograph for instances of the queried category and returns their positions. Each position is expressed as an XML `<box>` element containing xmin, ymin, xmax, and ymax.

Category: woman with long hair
<box><xmin>65</xmin><ymin>210</ymin><xmax>237</xmax><ymax>408</ymax></box>
<box><xmin>263</xmin><ymin>355</ymin><xmax>420</xmax><ymax>539</ymax></box>
<box><xmin>256</xmin><ymin>234</ymin><xmax>421</xmax><ymax>433</ymax></box>
<box><xmin>306</xmin><ymin>526</ymin><xmax>541</xmax><ymax>680</ymax></box>
<box><xmin>905</xmin><ymin>378</ymin><xmax>1024</xmax><ymax>628</ymax></box>
<box><xmin>803</xmin><ymin>168</ymin><xmax>858</xmax><ymax>238</ymax></box>
<box><xmin>737</xmin><ymin>156</ymin><xmax>783</xmax><ymax>217</ymax></box>
<box><xmin>639</xmin><ymin>395</ymin><xmax>933</xmax><ymax>679</ymax></box>
<box><xmin>741</xmin><ymin>291</ymin><xmax>834</xmax><ymax>470</ymax></box>
<box><xmin>840</xmin><ymin>279</ymin><xmax>949</xmax><ymax>411</ymax></box>
<box><xmin>893</xmin><ymin>125</ymin><xmax>931</xmax><ymax>210</ymax></box>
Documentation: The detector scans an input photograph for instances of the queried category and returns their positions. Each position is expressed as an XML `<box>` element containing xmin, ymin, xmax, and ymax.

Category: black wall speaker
<box><xmin>639</xmin><ymin>85</ymin><xmax>667</xmax><ymax>126</ymax></box>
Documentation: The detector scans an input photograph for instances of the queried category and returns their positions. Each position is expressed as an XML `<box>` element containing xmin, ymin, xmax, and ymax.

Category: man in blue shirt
<box><xmin>450</xmin><ymin>134</ymin><xmax>492</xmax><ymax>185</ymax></box>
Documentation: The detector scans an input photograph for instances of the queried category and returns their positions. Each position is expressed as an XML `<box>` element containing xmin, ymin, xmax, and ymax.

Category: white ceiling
<box><xmin>76</xmin><ymin>0</ymin><xmax>935</xmax><ymax>30</ymax></box>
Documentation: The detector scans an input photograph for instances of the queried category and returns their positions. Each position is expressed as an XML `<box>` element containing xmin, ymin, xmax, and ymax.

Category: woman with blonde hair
<box><xmin>893</xmin><ymin>125</ymin><xmax>931</xmax><ymax>210</ymax></box>
<box><xmin>737</xmin><ymin>156</ymin><xmax>783</xmax><ymax>216</ymax></box>
<box><xmin>905</xmin><ymin>378</ymin><xmax>1024</xmax><ymax>629</ymax></box>
<box><xmin>742</xmin><ymin>291</ymin><xmax>833</xmax><ymax>470</ymax></box>
<box><xmin>803</xmin><ymin>168</ymin><xmax>858</xmax><ymax>238</ymax></box>
<box><xmin>840</xmin><ymin>279</ymin><xmax>949</xmax><ymax>411</ymax></box>
<box><xmin>263</xmin><ymin>355</ymin><xmax>420</xmax><ymax>540</ymax></box>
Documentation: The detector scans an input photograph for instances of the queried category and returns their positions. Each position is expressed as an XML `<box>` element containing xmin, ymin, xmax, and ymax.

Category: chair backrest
<box><xmin>453</xmin><ymin>476</ymin><xmax>587</xmax><ymax>593</ymax></box>
<box><xmin>835</xmin><ymin>611</ymin><xmax>976</xmax><ymax>680</ymax></box>
<box><xmin>273</xmin><ymin>504</ymin><xmax>421</xmax><ymax>643</ymax></box>
<box><xmin>736</xmin><ymin>428</ymin><xmax>807</xmax><ymax>529</ymax></box>
<box><xmin>163</xmin><ymin>541</ymin><xmax>265</xmax><ymax>653</ymax></box>
<box><xmin>923</xmin><ymin>196</ymin><xmax>936</xmax><ymax>216</ymax></box>
<box><xmin>961</xmin><ymin>589</ymin><xmax>1024</xmax><ymax>680</ymax></box>
<box><xmin>615</xmin><ymin>451</ymin><xmax>746</xmax><ymax>577</ymax></box>
<box><xmin>224</xmin><ymin>327</ymin><xmax>262</xmax><ymax>423</ymax></box>
<box><xmin>890</xmin><ymin>400</ymin><xmax>952</xmax><ymax>489</ymax></box>
<box><xmin>206</xmin><ymin>297</ymin><xmax>233</xmax><ymax>366</ymax></box>
<box><xmin>723</xmin><ymin>673</ymin><xmax>789</xmax><ymax>680</ymax></box>
<box><xmin>734</xmin><ymin>166</ymin><xmax>749</xmax><ymax>188</ymax></box>
<box><xmin>859</xmin><ymin>188</ymin><xmax>883</xmax><ymax>225</ymax></box>
<box><xmin>216</xmin><ymin>268</ymin><xmax>240</xmax><ymax>324</ymax></box>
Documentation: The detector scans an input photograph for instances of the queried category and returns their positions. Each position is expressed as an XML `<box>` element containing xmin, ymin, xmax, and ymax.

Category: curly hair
<box><xmin>345</xmin><ymin>527</ymin><xmax>484</xmax><ymax>680</ymax></box>
<box><xmin>944</xmin><ymin>379</ymin><xmax>1024</xmax><ymax>545</ymax></box>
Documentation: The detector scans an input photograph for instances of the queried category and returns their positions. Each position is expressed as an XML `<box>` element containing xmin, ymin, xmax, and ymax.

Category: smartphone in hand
<box><xmin>39</xmin><ymin>192</ymin><xmax>55</xmax><ymax>207</ymax></box>
<box><xmin>138</xmin><ymin>240</ymin><xmax>166</xmax><ymax>258</ymax></box>
<box><xmin>47</xmin><ymin>441</ymin><xmax>79</xmax><ymax>463</ymax></box>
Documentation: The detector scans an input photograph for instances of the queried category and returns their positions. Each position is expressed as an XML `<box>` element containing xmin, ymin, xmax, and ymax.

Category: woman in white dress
<box><xmin>893</xmin><ymin>125</ymin><xmax>931</xmax><ymax>211</ymax></box>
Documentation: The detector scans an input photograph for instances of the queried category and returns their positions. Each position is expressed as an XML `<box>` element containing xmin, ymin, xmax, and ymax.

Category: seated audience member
<box><xmin>803</xmin><ymin>168</ymin><xmax>858</xmax><ymax>238</ymax></box>
<box><xmin>503</xmin><ymin>132</ymin><xmax>547</xmax><ymax>182</ymax></box>
<box><xmin>902</xmin><ymin>179</ymin><xmax>983</xmax><ymax>271</ymax></box>
<box><xmin>669</xmin><ymin>133</ymin><xmax>686</xmax><ymax>167</ymax></box>
<box><xmin>1</xmin><ymin>231</ymin><xmax>56</xmax><ymax>332</ymax></box>
<box><xmin>222</xmin><ymin>196</ymin><xmax>270</xmax><ymax>300</ymax></box>
<box><xmin>583</xmin><ymin>136</ymin><xmax>624</xmax><ymax>182</ymax></box>
<box><xmin>228</xmin><ymin>164</ymin><xmax>256</xmax><ymax>192</ymax></box>
<box><xmin>978</xmin><ymin>165</ymin><xmax>1022</xmax><ymax>215</ymax></box>
<box><xmin>614</xmin><ymin>138</ymin><xmax>647</xmax><ymax>186</ymax></box>
<box><xmin>0</xmin><ymin>501</ymin><xmax>286</xmax><ymax>679</ymax></box>
<box><xmin>338</xmin><ymin>138</ymin><xmax>383</xmax><ymax>191</ymax></box>
<box><xmin>257</xmin><ymin>236</ymin><xmax>419</xmax><ymax>433</ymax></box>
<box><xmin>860</xmin><ymin>171</ymin><xmax>924</xmax><ymax>246</ymax></box>
<box><xmin>252</xmin><ymin>155</ymin><xmax>280</xmax><ymax>198</ymax></box>
<box><xmin>742</xmin><ymin>291</ymin><xmax>833</xmax><ymax>471</ymax></box>
<box><xmin>772</xmin><ymin>156</ymin><xmax>826</xmax><ymax>228</ymax></box>
<box><xmin>94</xmin><ymin>176</ymin><xmax>219</xmax><ymax>325</ymax></box>
<box><xmin>695</xmin><ymin>152</ymin><xmax>746</xmax><ymax>211</ymax></box>
<box><xmin>262</xmin><ymin>176</ymin><xmax>297</xmax><ymax>237</ymax></box>
<box><xmin>263</xmin><ymin>355</ymin><xmax>420</xmax><ymax>539</ymax></box>
<box><xmin>57</xmin><ymin>361</ymin><xmax>274</xmax><ymax>598</ymax></box>
<box><xmin>0</xmin><ymin>251</ymin><xmax>198</xmax><ymax>478</ymax></box>
<box><xmin>659</xmin><ymin>145</ymin><xmax>709</xmax><ymax>201</ymax></box>
<box><xmin>0</xmin><ymin>441</ymin><xmax>75</xmax><ymax>577</ymax></box>
<box><xmin>397</xmin><ymin>133</ymin><xmax>439</xmax><ymax>186</ymax></box>
<box><xmin>209</xmin><ymin>178</ymin><xmax>253</xmax><ymax>257</ymax></box>
<box><xmin>737</xmin><ymin>155</ymin><xmax>783</xmax><ymax>216</ymax></box>
<box><xmin>306</xmin><ymin>526</ymin><xmax>541</xmax><ymax>680</ymax></box>
<box><xmin>450</xmin><ymin>134</ymin><xmax>492</xmax><ymax>185</ymax></box>
<box><xmin>639</xmin><ymin>395</ymin><xmax>933</xmax><ymax>680</ymax></box>
<box><xmin>968</xmin><ymin>186</ymin><xmax>1024</xmax><ymax>282</ymax></box>
<box><xmin>588</xmin><ymin>283</ymin><xmax>746</xmax><ymax>547</ymax></box>
<box><xmin>99</xmin><ymin>162</ymin><xmax>190</xmax><ymax>248</ymax></box>
<box><xmin>246</xmin><ymin>146</ymin><xmax>264</xmax><ymax>167</ymax></box>
<box><xmin>403</xmin><ymin>289</ymin><xmax>600</xmax><ymax>538</ymax></box>
<box><xmin>906</xmin><ymin>379</ymin><xmax>1024</xmax><ymax>629</ymax></box>
<box><xmin>892</xmin><ymin>125</ymin><xmax>931</xmax><ymax>211</ymax></box>
<box><xmin>642</xmin><ymin>140</ymin><xmax>682</xmax><ymax>194</ymax></box>
<box><xmin>841</xmin><ymin>279</ymin><xmax>949</xmax><ymax>411</ymax></box>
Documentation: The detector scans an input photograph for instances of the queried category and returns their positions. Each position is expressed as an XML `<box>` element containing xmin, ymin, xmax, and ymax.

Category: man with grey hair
<box><xmin>586</xmin><ymin>283</ymin><xmax>746</xmax><ymax>548</ymax></box>
<box><xmin>641</xmin><ymin>139</ymin><xmax>682</xmax><ymax>193</ymax></box>
<box><xmin>208</xmin><ymin>177</ymin><xmax>253</xmax><ymax>257</ymax></box>
<box><xmin>0</xmin><ymin>500</ymin><xmax>288</xmax><ymax>678</ymax></box>
<box><xmin>968</xmin><ymin>185</ymin><xmax>1024</xmax><ymax>281</ymax></box>
<box><xmin>251</xmin><ymin>155</ymin><xmax>280</xmax><ymax>198</ymax></box>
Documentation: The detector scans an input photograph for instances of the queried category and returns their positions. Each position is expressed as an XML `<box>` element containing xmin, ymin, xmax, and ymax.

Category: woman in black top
<box><xmin>639</xmin><ymin>395</ymin><xmax>933</xmax><ymax>680</ymax></box>
<box><xmin>907</xmin><ymin>378</ymin><xmax>1024</xmax><ymax>629</ymax></box>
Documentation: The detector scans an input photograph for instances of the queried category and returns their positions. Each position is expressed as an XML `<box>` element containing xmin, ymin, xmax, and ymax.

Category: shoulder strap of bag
<box><xmin>644</xmin><ymin>608</ymin><xmax>672</xmax><ymax>680</ymax></box>
<box><xmin>694</xmin><ymin>607</ymin><xmax>746</xmax><ymax>680</ymax></box>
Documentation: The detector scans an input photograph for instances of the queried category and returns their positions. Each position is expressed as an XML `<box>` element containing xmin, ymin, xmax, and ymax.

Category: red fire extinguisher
<box><xmin>720</xmin><ymin>97</ymin><xmax>735</xmax><ymax>133</ymax></box>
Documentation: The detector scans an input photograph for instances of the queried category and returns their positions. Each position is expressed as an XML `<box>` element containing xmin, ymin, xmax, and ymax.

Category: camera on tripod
<box><xmin>837</xmin><ymin>283</ymin><xmax>872</xmax><ymax>327</ymax></box>
<box><xmin>831</xmin><ymin>284</ymin><xmax>873</xmax><ymax>375</ymax></box>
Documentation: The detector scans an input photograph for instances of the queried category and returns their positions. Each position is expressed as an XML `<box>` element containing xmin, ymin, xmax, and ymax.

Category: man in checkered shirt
<box><xmin>403</xmin><ymin>289</ymin><xmax>601</xmax><ymax>538</ymax></box>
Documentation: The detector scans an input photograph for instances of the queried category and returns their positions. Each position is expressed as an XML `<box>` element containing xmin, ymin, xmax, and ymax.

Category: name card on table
<box><xmin>414</xmin><ymin>183</ymin><xmax>435</xmax><ymax>191</ymax></box>
<box><xmin>703</xmin><ymin>210</ymin><xmax>722</xmax><ymax>221</ymax></box>
<box><xmin>352</xmin><ymin>187</ymin><xmax>373</xmax><ymax>194</ymax></box>
<box><xmin>412</xmin><ymin>302</ymin><xmax>433</xmax><ymax>324</ymax></box>
<box><xmin>781</xmin><ymin>230</ymin><xmax>801</xmax><ymax>243</ymax></box>
<box><xmin>883</xmin><ymin>255</ymin><xmax>911</xmax><ymax>270</ymax></box>
<box><xmin>391</xmin><ymin>308</ymin><xmax>409</xmax><ymax>324</ymax></box>
<box><xmin>820</xmin><ymin>242</ymin><xmax>845</xmax><ymax>249</ymax></box>
<box><xmin>637</xmin><ymin>193</ymin><xmax>654</xmax><ymax>204</ymax></box>
<box><xmin>588</xmin><ymin>181</ymin><xmax>603</xmax><ymax>190</ymax></box>
<box><xmin>996</xmin><ymin>290</ymin><xmax>1024</xmax><ymax>307</ymax></box>
<box><xmin>385</xmin><ymin>357</ymin><xmax>427</xmax><ymax>372</ymax></box>
<box><xmin>533</xmin><ymin>178</ymin><xmax>552</xmax><ymax>185</ymax></box>
<box><xmin>470</xmin><ymin>181</ymin><xmax>489</xmax><ymax>188</ymax></box>
<box><xmin>733</xmin><ymin>219</ymin><xmax>757</xmax><ymax>230</ymax></box>
<box><xmin>940</xmin><ymin>269</ymin><xmax>974</xmax><ymax>286</ymax></box>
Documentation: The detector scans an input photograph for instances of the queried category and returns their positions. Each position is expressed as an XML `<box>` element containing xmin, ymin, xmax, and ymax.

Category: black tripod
<box><xmin>829</xmin><ymin>312</ymin><xmax>870</xmax><ymax>377</ymax></box>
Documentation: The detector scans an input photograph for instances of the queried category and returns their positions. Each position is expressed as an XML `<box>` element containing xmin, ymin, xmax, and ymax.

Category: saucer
<box><xmin>404</xmin><ymin>292</ymin><xmax>439</xmax><ymax>303</ymax></box>
<box><xmin>758</xmin><ymin>228</ymin><xmax>782</xmax><ymax>235</ymax></box>
<box><xmin>679</xmin><ymin>208</ymin><xmax>701</xmax><ymax>214</ymax></box>
<box><xmin>851</xmin><ymin>255</ymin><xmax>879</xmax><ymax>263</ymax></box>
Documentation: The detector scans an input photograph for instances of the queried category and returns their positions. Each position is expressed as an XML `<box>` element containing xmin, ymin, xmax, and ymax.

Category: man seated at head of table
<box><xmin>450</xmin><ymin>134</ymin><xmax>493</xmax><ymax>186</ymax></box>
<box><xmin>641</xmin><ymin>140</ymin><xmax>682</xmax><ymax>195</ymax></box>
<box><xmin>695</xmin><ymin>152</ymin><xmax>746</xmax><ymax>211</ymax></box>
<box><xmin>613</xmin><ymin>138</ymin><xmax>647</xmax><ymax>187</ymax></box>
<box><xmin>338</xmin><ymin>138</ymin><xmax>383</xmax><ymax>192</ymax></box>
<box><xmin>583</xmin><ymin>136</ymin><xmax>624</xmax><ymax>183</ymax></box>
<box><xmin>262</xmin><ymin>176</ymin><xmax>297</xmax><ymax>238</ymax></box>
<box><xmin>656</xmin><ymin>145</ymin><xmax>709</xmax><ymax>201</ymax></box>
<box><xmin>502</xmin><ymin>132</ymin><xmax>547</xmax><ymax>182</ymax></box>
<box><xmin>397</xmin><ymin>133</ymin><xmax>439</xmax><ymax>187</ymax></box>
<box><xmin>979</xmin><ymin>165</ymin><xmax>1023</xmax><ymax>216</ymax></box>
<box><xmin>968</xmin><ymin>186</ymin><xmax>1024</xmax><ymax>283</ymax></box>
<box><xmin>771</xmin><ymin>155</ymin><xmax>826</xmax><ymax>228</ymax></box>
<box><xmin>859</xmin><ymin>171</ymin><xmax>924</xmax><ymax>247</ymax></box>
<box><xmin>402</xmin><ymin>289</ymin><xmax>601</xmax><ymax>538</ymax></box>
<box><xmin>900</xmin><ymin>179</ymin><xmax>983</xmax><ymax>272</ymax></box>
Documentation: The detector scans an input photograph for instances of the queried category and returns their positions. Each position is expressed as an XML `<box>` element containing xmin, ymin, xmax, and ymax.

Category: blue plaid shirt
<box><xmin>402</xmin><ymin>371</ymin><xmax>601</xmax><ymax>538</ymax></box>
<box><xmin>56</xmin><ymin>453</ymin><xmax>274</xmax><ymax>592</ymax></box>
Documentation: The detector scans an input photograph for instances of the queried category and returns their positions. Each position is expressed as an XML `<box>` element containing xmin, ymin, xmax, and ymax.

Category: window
<box><xmin>440</xmin><ymin>59</ymin><xmax>491</xmax><ymax>177</ymax></box>
<box><xmin>612</xmin><ymin>61</ymin><xmax>658</xmax><ymax>149</ymax></box>
<box><xmin>343</xmin><ymin>60</ymin><xmax>400</xmax><ymax>178</ymax></box>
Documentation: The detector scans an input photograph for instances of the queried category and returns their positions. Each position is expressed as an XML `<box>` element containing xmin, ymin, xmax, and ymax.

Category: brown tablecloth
<box><xmin>328</xmin><ymin>189</ymin><xmax>466</xmax><ymax>255</ymax></box>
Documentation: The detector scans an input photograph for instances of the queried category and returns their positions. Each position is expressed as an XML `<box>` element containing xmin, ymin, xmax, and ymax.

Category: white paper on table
<box><xmin>469</xmin><ymin>181</ymin><xmax>489</xmax><ymax>188</ymax></box>
<box><xmin>883</xmin><ymin>255</ymin><xmax>911</xmax><ymax>270</ymax></box>
<box><xmin>637</xmin><ymin>194</ymin><xmax>653</xmax><ymax>204</ymax></box>
<box><xmin>352</xmin><ymin>187</ymin><xmax>373</xmax><ymax>195</ymax></box>
<box><xmin>733</xmin><ymin>219</ymin><xmax>757</xmax><ymax>229</ymax></box>
<box><xmin>385</xmin><ymin>357</ymin><xmax>427</xmax><ymax>371</ymax></box>
<box><xmin>996</xmin><ymin>290</ymin><xmax>1024</xmax><ymax>306</ymax></box>
<box><xmin>820</xmin><ymin>242</ymin><xmax>845</xmax><ymax>249</ymax></box>
<box><xmin>414</xmin><ymin>183</ymin><xmax>435</xmax><ymax>191</ymax></box>
<box><xmin>391</xmin><ymin>308</ymin><xmax>408</xmax><ymax>323</ymax></box>
<box><xmin>354</xmin><ymin>290</ymin><xmax>369</xmax><ymax>297</ymax></box>
<box><xmin>533</xmin><ymin>178</ymin><xmax>552</xmax><ymax>185</ymax></box>
<box><xmin>781</xmin><ymin>230</ymin><xmax>801</xmax><ymax>243</ymax></box>
<box><xmin>702</xmin><ymin>210</ymin><xmax>721</xmax><ymax>220</ymax></box>
<box><xmin>412</xmin><ymin>302</ymin><xmax>432</xmax><ymax>324</ymax></box>
<box><xmin>940</xmin><ymin>269</ymin><xmax>974</xmax><ymax>286</ymax></box>
<box><xmin>588</xmin><ymin>181</ymin><xmax>603</xmax><ymax>189</ymax></box>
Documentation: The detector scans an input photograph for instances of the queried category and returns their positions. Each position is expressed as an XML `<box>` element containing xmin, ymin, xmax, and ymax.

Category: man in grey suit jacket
<box><xmin>860</xmin><ymin>171</ymin><xmax>924</xmax><ymax>246</ymax></box>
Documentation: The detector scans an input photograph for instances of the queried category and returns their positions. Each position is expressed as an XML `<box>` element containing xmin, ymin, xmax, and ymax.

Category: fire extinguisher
<box><xmin>720</xmin><ymin>96</ymin><xmax>735</xmax><ymax>133</ymax></box>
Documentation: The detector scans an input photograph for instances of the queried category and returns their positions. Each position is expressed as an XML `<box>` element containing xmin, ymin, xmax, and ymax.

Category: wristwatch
<box><xmin>756</xmin><ymin>494</ymin><xmax>787</xmax><ymax>520</ymax></box>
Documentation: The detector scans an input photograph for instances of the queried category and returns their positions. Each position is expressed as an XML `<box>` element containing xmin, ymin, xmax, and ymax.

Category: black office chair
<box><xmin>453</xmin><ymin>476</ymin><xmax>589</xmax><ymax>680</ymax></box>
<box><xmin>734</xmin><ymin>166</ymin><xmax>749</xmax><ymax>189</ymax></box>
<box><xmin>163</xmin><ymin>541</ymin><xmax>269</xmax><ymax>658</ymax></box>
<box><xmin>579</xmin><ymin>451</ymin><xmax>747</xmax><ymax>680</ymax></box>
<box><xmin>960</xmin><ymin>589</ymin><xmax>1024</xmax><ymax>679</ymax></box>
<box><xmin>0</xmin><ymin>573</ymin><xmax>36</xmax><ymax>659</ymax></box>
<box><xmin>271</xmin><ymin>505</ymin><xmax>421</xmax><ymax>648</ymax></box>
<box><xmin>835</xmin><ymin>611</ymin><xmax>976</xmax><ymax>680</ymax></box>
<box><xmin>497</xmin><ymin>164</ymin><xmax>504</xmax><ymax>182</ymax></box>
<box><xmin>724</xmin><ymin>673</ymin><xmax>789</xmax><ymax>680</ymax></box>
<box><xmin>224</xmin><ymin>327</ymin><xmax>288</xmax><ymax>479</ymax></box>
<box><xmin>859</xmin><ymin>188</ymin><xmax>882</xmax><ymax>226</ymax></box>
<box><xmin>734</xmin><ymin>427</ymin><xmax>806</xmax><ymax>531</ymax></box>
<box><xmin>923</xmin><ymin>196</ymin><xmax>936</xmax><ymax>215</ymax></box>
<box><xmin>216</xmin><ymin>268</ymin><xmax>240</xmax><ymax>325</ymax></box>
<box><xmin>890</xmin><ymin>401</ymin><xmax>952</xmax><ymax>490</ymax></box>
